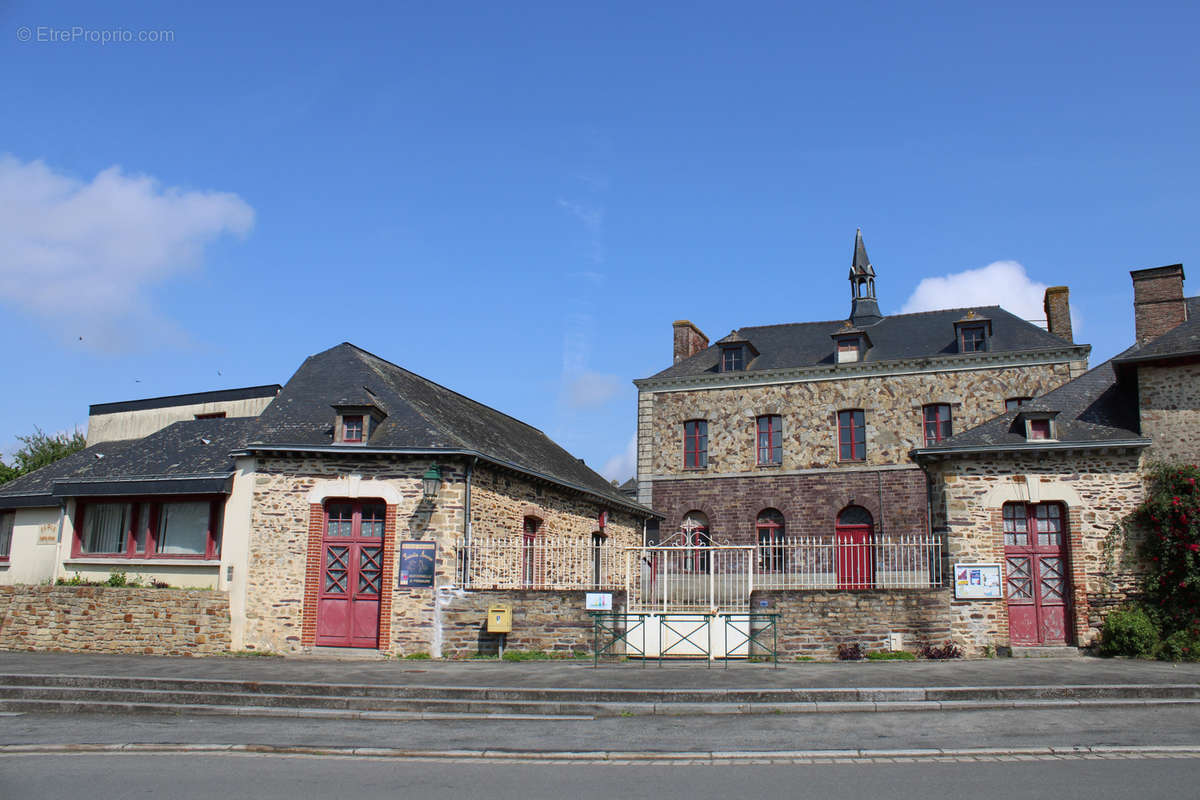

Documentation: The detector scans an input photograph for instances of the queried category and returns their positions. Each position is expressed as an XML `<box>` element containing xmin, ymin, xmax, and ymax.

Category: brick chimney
<box><xmin>1132</xmin><ymin>264</ymin><xmax>1187</xmax><ymax>344</ymax></box>
<box><xmin>1043</xmin><ymin>286</ymin><xmax>1073</xmax><ymax>343</ymax></box>
<box><xmin>673</xmin><ymin>320</ymin><xmax>709</xmax><ymax>364</ymax></box>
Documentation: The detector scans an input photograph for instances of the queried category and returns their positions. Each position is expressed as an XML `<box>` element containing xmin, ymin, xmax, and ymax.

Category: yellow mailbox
<box><xmin>487</xmin><ymin>604</ymin><xmax>512</xmax><ymax>634</ymax></box>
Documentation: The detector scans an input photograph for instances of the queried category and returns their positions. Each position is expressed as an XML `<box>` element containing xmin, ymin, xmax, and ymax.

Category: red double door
<box><xmin>316</xmin><ymin>501</ymin><xmax>386</xmax><ymax>648</ymax></box>
<box><xmin>1004</xmin><ymin>502</ymin><xmax>1071</xmax><ymax>645</ymax></box>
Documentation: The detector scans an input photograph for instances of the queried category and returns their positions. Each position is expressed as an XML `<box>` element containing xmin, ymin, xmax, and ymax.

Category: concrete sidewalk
<box><xmin>1</xmin><ymin>650</ymin><xmax>1197</xmax><ymax>689</ymax></box>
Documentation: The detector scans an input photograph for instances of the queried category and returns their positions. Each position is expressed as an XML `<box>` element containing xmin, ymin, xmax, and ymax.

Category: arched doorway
<box><xmin>756</xmin><ymin>508</ymin><xmax>786</xmax><ymax>573</ymax></box>
<box><xmin>1003</xmin><ymin>502</ymin><xmax>1071</xmax><ymax>645</ymax></box>
<box><xmin>836</xmin><ymin>505</ymin><xmax>874</xmax><ymax>590</ymax></box>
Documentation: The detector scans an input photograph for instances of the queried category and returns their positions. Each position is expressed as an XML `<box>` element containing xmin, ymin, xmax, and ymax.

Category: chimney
<box><xmin>673</xmin><ymin>320</ymin><xmax>709</xmax><ymax>364</ymax></box>
<box><xmin>1043</xmin><ymin>286</ymin><xmax>1073</xmax><ymax>343</ymax></box>
<box><xmin>1132</xmin><ymin>264</ymin><xmax>1187</xmax><ymax>344</ymax></box>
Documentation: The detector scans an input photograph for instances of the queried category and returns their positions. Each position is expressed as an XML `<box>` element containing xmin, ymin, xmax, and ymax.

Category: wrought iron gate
<box><xmin>627</xmin><ymin>541</ymin><xmax>754</xmax><ymax>613</ymax></box>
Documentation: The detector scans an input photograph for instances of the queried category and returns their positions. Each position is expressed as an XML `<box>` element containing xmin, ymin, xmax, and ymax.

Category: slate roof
<box><xmin>243</xmin><ymin>343</ymin><xmax>652</xmax><ymax>515</ymax></box>
<box><xmin>0</xmin><ymin>418</ymin><xmax>256</xmax><ymax>507</ymax></box>
<box><xmin>1113</xmin><ymin>301</ymin><xmax>1200</xmax><ymax>366</ymax></box>
<box><xmin>645</xmin><ymin>305</ymin><xmax>1079</xmax><ymax>381</ymax></box>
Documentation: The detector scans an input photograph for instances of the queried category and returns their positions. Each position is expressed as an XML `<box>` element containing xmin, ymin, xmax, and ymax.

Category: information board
<box><xmin>399</xmin><ymin>541</ymin><xmax>437</xmax><ymax>587</ymax></box>
<box><xmin>953</xmin><ymin>562</ymin><xmax>1003</xmax><ymax>599</ymax></box>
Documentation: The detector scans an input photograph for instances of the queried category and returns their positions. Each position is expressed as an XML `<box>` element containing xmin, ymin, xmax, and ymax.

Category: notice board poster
<box><xmin>953</xmin><ymin>563</ymin><xmax>1003</xmax><ymax>599</ymax></box>
<box><xmin>399</xmin><ymin>541</ymin><xmax>437</xmax><ymax>588</ymax></box>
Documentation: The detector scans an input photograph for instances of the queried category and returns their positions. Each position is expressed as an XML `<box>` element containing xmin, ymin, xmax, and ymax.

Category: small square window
<box><xmin>342</xmin><ymin>415</ymin><xmax>364</xmax><ymax>443</ymax></box>
<box><xmin>960</xmin><ymin>325</ymin><xmax>987</xmax><ymax>353</ymax></box>
<box><xmin>1029</xmin><ymin>419</ymin><xmax>1052</xmax><ymax>440</ymax></box>
<box><xmin>836</xmin><ymin>339</ymin><xmax>860</xmax><ymax>363</ymax></box>
<box><xmin>1005</xmin><ymin>397</ymin><xmax>1032</xmax><ymax>411</ymax></box>
<box><xmin>722</xmin><ymin>347</ymin><xmax>743</xmax><ymax>372</ymax></box>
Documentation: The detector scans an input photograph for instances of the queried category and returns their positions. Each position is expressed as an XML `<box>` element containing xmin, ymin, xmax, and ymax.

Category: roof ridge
<box><xmin>737</xmin><ymin>305</ymin><xmax>1012</xmax><ymax>333</ymax></box>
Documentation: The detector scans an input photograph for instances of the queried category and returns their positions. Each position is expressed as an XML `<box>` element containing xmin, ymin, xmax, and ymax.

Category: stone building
<box><xmin>914</xmin><ymin>264</ymin><xmax>1200</xmax><ymax>654</ymax></box>
<box><xmin>0</xmin><ymin>343</ymin><xmax>653</xmax><ymax>657</ymax></box>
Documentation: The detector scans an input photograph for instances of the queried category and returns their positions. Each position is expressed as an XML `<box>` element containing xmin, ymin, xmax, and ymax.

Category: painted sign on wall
<box><xmin>399</xmin><ymin>541</ymin><xmax>437</xmax><ymax>587</ymax></box>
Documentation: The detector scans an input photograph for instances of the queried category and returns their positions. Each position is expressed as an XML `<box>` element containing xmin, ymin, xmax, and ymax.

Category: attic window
<box><xmin>342</xmin><ymin>415</ymin><xmax>364</xmax><ymax>443</ymax></box>
<box><xmin>721</xmin><ymin>346</ymin><xmax>744</xmax><ymax>372</ymax></box>
<box><xmin>960</xmin><ymin>325</ymin><xmax>987</xmax><ymax>353</ymax></box>
<box><xmin>1016</xmin><ymin>411</ymin><xmax>1058</xmax><ymax>442</ymax></box>
<box><xmin>1029</xmin><ymin>419</ymin><xmax>1051</xmax><ymax>440</ymax></box>
<box><xmin>836</xmin><ymin>337</ymin><xmax>862</xmax><ymax>364</ymax></box>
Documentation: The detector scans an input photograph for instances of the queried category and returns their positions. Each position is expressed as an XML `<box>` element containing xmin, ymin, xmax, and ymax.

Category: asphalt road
<box><xmin>3</xmin><ymin>752</ymin><xmax>1199</xmax><ymax>799</ymax></box>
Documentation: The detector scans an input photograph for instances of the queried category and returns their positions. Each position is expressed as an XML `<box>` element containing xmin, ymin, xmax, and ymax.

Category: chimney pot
<box><xmin>1131</xmin><ymin>264</ymin><xmax>1187</xmax><ymax>344</ymax></box>
<box><xmin>1043</xmin><ymin>286</ymin><xmax>1073</xmax><ymax>343</ymax></box>
<box><xmin>672</xmin><ymin>320</ymin><xmax>709</xmax><ymax>364</ymax></box>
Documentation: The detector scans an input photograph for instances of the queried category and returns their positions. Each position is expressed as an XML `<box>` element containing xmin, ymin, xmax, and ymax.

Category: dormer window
<box><xmin>954</xmin><ymin>312</ymin><xmax>992</xmax><ymax>354</ymax></box>
<box><xmin>1029</xmin><ymin>419</ymin><xmax>1051</xmax><ymax>440</ymax></box>
<box><xmin>1016</xmin><ymin>411</ymin><xmax>1058</xmax><ymax>441</ymax></box>
<box><xmin>836</xmin><ymin>338</ymin><xmax>861</xmax><ymax>363</ymax></box>
<box><xmin>832</xmin><ymin>328</ymin><xmax>870</xmax><ymax>365</ymax></box>
<box><xmin>721</xmin><ymin>346</ymin><xmax>744</xmax><ymax>372</ymax></box>
<box><xmin>332</xmin><ymin>395</ymin><xmax>387</xmax><ymax>445</ymax></box>
<box><xmin>342</xmin><ymin>415</ymin><xmax>364</xmax><ymax>443</ymax></box>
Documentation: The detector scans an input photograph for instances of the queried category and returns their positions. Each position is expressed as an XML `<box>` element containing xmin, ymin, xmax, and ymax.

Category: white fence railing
<box><xmin>453</xmin><ymin>534</ymin><xmax>943</xmax><ymax>595</ymax></box>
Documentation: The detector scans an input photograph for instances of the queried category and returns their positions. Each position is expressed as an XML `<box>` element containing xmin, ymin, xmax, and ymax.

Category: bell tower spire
<box><xmin>848</xmin><ymin>228</ymin><xmax>882</xmax><ymax>325</ymax></box>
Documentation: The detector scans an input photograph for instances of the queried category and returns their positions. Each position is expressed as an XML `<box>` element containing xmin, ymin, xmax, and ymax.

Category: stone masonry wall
<box><xmin>651</xmin><ymin>467</ymin><xmax>927</xmax><ymax>545</ymax></box>
<box><xmin>246</xmin><ymin>455</ymin><xmax>645</xmax><ymax>656</ymax></box>
<box><xmin>436</xmin><ymin>590</ymin><xmax>624</xmax><ymax>658</ymax></box>
<box><xmin>0</xmin><ymin>585</ymin><xmax>230</xmax><ymax>655</ymax></box>
<box><xmin>928</xmin><ymin>451</ymin><xmax>1145</xmax><ymax>654</ymax></box>
<box><xmin>643</xmin><ymin>363</ymin><xmax>1072</xmax><ymax>477</ymax></box>
<box><xmin>1138</xmin><ymin>363</ymin><xmax>1200</xmax><ymax>466</ymax></box>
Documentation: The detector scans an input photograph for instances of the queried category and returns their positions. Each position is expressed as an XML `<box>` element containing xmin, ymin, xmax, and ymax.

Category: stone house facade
<box><xmin>0</xmin><ymin>343</ymin><xmax>653</xmax><ymax>657</ymax></box>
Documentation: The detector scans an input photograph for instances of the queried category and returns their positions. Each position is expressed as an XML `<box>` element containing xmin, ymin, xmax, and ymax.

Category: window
<box><xmin>1005</xmin><ymin>397</ymin><xmax>1032</xmax><ymax>411</ymax></box>
<box><xmin>1029</xmin><ymin>419</ymin><xmax>1052</xmax><ymax>440</ymax></box>
<box><xmin>922</xmin><ymin>404</ymin><xmax>952</xmax><ymax>446</ymax></box>
<box><xmin>1004</xmin><ymin>502</ymin><xmax>1063</xmax><ymax>546</ymax></box>
<box><xmin>0</xmin><ymin>511</ymin><xmax>13</xmax><ymax>560</ymax></box>
<box><xmin>592</xmin><ymin>531</ymin><xmax>607</xmax><ymax>587</ymax></box>
<box><xmin>721</xmin><ymin>347</ymin><xmax>743</xmax><ymax>372</ymax></box>
<box><xmin>960</xmin><ymin>325</ymin><xmax>987</xmax><ymax>353</ymax></box>
<box><xmin>756</xmin><ymin>414</ymin><xmax>782</xmax><ymax>465</ymax></box>
<box><xmin>837</xmin><ymin>410</ymin><xmax>866</xmax><ymax>461</ymax></box>
<box><xmin>836</xmin><ymin>505</ymin><xmax>874</xmax><ymax>589</ymax></box>
<box><xmin>757</xmin><ymin>509</ymin><xmax>786</xmax><ymax>572</ymax></box>
<box><xmin>837</xmin><ymin>339</ymin><xmax>860</xmax><ymax>363</ymax></box>
<box><xmin>342</xmin><ymin>415</ymin><xmax>364</xmax><ymax>443</ymax></box>
<box><xmin>683</xmin><ymin>420</ymin><xmax>708</xmax><ymax>469</ymax></box>
<box><xmin>194</xmin><ymin>412</ymin><xmax>226</xmax><ymax>420</ymax></box>
<box><xmin>74</xmin><ymin>498</ymin><xmax>222</xmax><ymax>560</ymax></box>
<box><xmin>522</xmin><ymin>516</ymin><xmax>541</xmax><ymax>587</ymax></box>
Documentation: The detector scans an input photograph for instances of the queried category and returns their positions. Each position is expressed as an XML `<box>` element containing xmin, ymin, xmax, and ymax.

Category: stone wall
<box><xmin>0</xmin><ymin>585</ymin><xmax>230</xmax><ymax>655</ymax></box>
<box><xmin>755</xmin><ymin>589</ymin><xmax>951</xmax><ymax>658</ymax></box>
<box><xmin>435</xmin><ymin>589</ymin><xmax>622</xmax><ymax>658</ymax></box>
<box><xmin>927</xmin><ymin>450</ymin><xmax>1145</xmax><ymax>653</ymax></box>
<box><xmin>641</xmin><ymin>363</ymin><xmax>1072</xmax><ymax>477</ymax></box>
<box><xmin>1138</xmin><ymin>363</ymin><xmax>1200</xmax><ymax>466</ymax></box>
<box><xmin>651</xmin><ymin>467</ymin><xmax>927</xmax><ymax>545</ymax></box>
<box><xmin>245</xmin><ymin>454</ymin><xmax>646</xmax><ymax>656</ymax></box>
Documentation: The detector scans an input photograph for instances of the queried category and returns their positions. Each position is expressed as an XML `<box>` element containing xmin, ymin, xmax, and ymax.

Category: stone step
<box><xmin>1010</xmin><ymin>646</ymin><xmax>1084</xmax><ymax>659</ymax></box>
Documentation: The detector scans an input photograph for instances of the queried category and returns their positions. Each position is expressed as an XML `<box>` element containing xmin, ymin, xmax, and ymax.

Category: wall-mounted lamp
<box><xmin>422</xmin><ymin>464</ymin><xmax>442</xmax><ymax>500</ymax></box>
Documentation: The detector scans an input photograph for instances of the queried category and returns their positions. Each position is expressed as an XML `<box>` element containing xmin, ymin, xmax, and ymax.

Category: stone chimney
<box><xmin>1043</xmin><ymin>286</ymin><xmax>1073</xmax><ymax>343</ymax></box>
<box><xmin>1132</xmin><ymin>264</ymin><xmax>1187</xmax><ymax>344</ymax></box>
<box><xmin>673</xmin><ymin>320</ymin><xmax>709</xmax><ymax>364</ymax></box>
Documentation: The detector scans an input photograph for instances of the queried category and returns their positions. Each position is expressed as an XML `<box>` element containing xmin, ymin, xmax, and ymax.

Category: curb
<box><xmin>3</xmin><ymin>743</ymin><xmax>1200</xmax><ymax>763</ymax></box>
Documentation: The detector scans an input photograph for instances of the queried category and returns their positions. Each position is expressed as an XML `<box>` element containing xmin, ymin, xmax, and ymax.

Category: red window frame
<box><xmin>683</xmin><ymin>420</ymin><xmax>708</xmax><ymax>469</ymax></box>
<box><xmin>522</xmin><ymin>516</ymin><xmax>541</xmax><ymax>587</ymax></box>
<box><xmin>922</xmin><ymin>404</ymin><xmax>952</xmax><ymax>446</ymax></box>
<box><xmin>0</xmin><ymin>510</ymin><xmax>13</xmax><ymax>561</ymax></box>
<box><xmin>756</xmin><ymin>509</ymin><xmax>786</xmax><ymax>572</ymax></box>
<box><xmin>756</xmin><ymin>414</ymin><xmax>782</xmax><ymax>465</ymax></box>
<box><xmin>71</xmin><ymin>496</ymin><xmax>224</xmax><ymax>560</ymax></box>
<box><xmin>837</xmin><ymin>410</ymin><xmax>866</xmax><ymax>461</ymax></box>
<box><xmin>1029</xmin><ymin>419</ymin><xmax>1052</xmax><ymax>440</ymax></box>
<box><xmin>342</xmin><ymin>415</ymin><xmax>365</xmax><ymax>443</ymax></box>
<box><xmin>960</xmin><ymin>325</ymin><xmax>987</xmax><ymax>353</ymax></box>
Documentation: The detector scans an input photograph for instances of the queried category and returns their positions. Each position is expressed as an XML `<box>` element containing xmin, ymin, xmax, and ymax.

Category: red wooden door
<box><xmin>316</xmin><ymin>501</ymin><xmax>385</xmax><ymax>648</ymax></box>
<box><xmin>836</xmin><ymin>524</ymin><xmax>874</xmax><ymax>590</ymax></box>
<box><xmin>1004</xmin><ymin>503</ymin><xmax>1071</xmax><ymax>645</ymax></box>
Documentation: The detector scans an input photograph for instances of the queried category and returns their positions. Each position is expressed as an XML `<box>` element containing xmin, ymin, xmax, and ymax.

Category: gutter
<box><xmin>231</xmin><ymin>444</ymin><xmax>662</xmax><ymax>519</ymax></box>
<box><xmin>910</xmin><ymin>438</ymin><xmax>1152</xmax><ymax>460</ymax></box>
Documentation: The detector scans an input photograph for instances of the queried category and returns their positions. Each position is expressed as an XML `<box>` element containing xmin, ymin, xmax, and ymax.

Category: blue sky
<box><xmin>1</xmin><ymin>1</ymin><xmax>1197</xmax><ymax>479</ymax></box>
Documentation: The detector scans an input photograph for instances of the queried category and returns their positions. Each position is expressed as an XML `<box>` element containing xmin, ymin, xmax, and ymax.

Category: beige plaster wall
<box><xmin>0</xmin><ymin>507</ymin><xmax>62</xmax><ymax>586</ymax></box>
<box><xmin>87</xmin><ymin>396</ymin><xmax>274</xmax><ymax>445</ymax></box>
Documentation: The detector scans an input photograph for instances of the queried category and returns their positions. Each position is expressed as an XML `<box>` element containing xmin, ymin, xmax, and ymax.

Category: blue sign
<box><xmin>399</xmin><ymin>541</ymin><xmax>436</xmax><ymax>587</ymax></box>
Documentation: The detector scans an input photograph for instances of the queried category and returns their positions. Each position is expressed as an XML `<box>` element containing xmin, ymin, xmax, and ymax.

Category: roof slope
<box><xmin>0</xmin><ymin>418</ymin><xmax>256</xmax><ymax>506</ymax></box>
<box><xmin>1114</xmin><ymin>300</ymin><xmax>1200</xmax><ymax>365</ymax></box>
<box><xmin>647</xmin><ymin>305</ymin><xmax>1076</xmax><ymax>380</ymax></box>
<box><xmin>248</xmin><ymin>343</ymin><xmax>645</xmax><ymax>512</ymax></box>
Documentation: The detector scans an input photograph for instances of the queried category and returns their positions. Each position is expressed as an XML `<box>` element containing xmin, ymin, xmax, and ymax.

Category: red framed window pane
<box><xmin>756</xmin><ymin>414</ymin><xmax>782</xmax><ymax>465</ymax></box>
<box><xmin>1003</xmin><ymin>502</ymin><xmax>1029</xmax><ymax>545</ymax></box>
<box><xmin>961</xmin><ymin>325</ymin><xmax>987</xmax><ymax>352</ymax></box>
<box><xmin>1005</xmin><ymin>397</ymin><xmax>1032</xmax><ymax>411</ymax></box>
<box><xmin>684</xmin><ymin>420</ymin><xmax>708</xmax><ymax>468</ymax></box>
<box><xmin>722</xmin><ymin>347</ymin><xmax>743</xmax><ymax>372</ymax></box>
<box><xmin>1035</xmin><ymin>504</ymin><xmax>1063</xmax><ymax>546</ymax></box>
<box><xmin>922</xmin><ymin>404</ymin><xmax>952</xmax><ymax>446</ymax></box>
<box><xmin>838</xmin><ymin>410</ymin><xmax>866</xmax><ymax>461</ymax></box>
<box><xmin>74</xmin><ymin>498</ymin><xmax>222</xmax><ymax>560</ymax></box>
<box><xmin>756</xmin><ymin>509</ymin><xmax>786</xmax><ymax>572</ymax></box>
<box><xmin>1029</xmin><ymin>419</ymin><xmax>1051</xmax><ymax>439</ymax></box>
<box><xmin>343</xmin><ymin>415</ymin><xmax>364</xmax><ymax>442</ymax></box>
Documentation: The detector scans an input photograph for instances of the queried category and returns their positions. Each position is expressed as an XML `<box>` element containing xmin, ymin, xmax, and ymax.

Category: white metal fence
<box><xmin>453</xmin><ymin>533</ymin><xmax>943</xmax><ymax>600</ymax></box>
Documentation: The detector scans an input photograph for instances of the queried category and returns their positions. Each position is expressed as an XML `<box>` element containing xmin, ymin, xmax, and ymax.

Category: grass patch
<box><xmin>401</xmin><ymin>652</ymin><xmax>431</xmax><ymax>660</ymax></box>
<box><xmin>499</xmin><ymin>649</ymin><xmax>590</xmax><ymax>662</ymax></box>
<box><xmin>866</xmin><ymin>650</ymin><xmax>917</xmax><ymax>661</ymax></box>
<box><xmin>230</xmin><ymin>649</ymin><xmax>282</xmax><ymax>658</ymax></box>
<box><xmin>794</xmin><ymin>655</ymin><xmax>815</xmax><ymax>661</ymax></box>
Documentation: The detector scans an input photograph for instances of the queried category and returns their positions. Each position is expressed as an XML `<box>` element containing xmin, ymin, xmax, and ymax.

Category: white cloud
<box><xmin>899</xmin><ymin>260</ymin><xmax>1081</xmax><ymax>333</ymax></box>
<box><xmin>0</xmin><ymin>155</ymin><xmax>254</xmax><ymax>351</ymax></box>
<box><xmin>557</xmin><ymin>198</ymin><xmax>605</xmax><ymax>264</ymax></box>
<box><xmin>564</xmin><ymin>371</ymin><xmax>623</xmax><ymax>410</ymax></box>
<box><xmin>601</xmin><ymin>434</ymin><xmax>637</xmax><ymax>482</ymax></box>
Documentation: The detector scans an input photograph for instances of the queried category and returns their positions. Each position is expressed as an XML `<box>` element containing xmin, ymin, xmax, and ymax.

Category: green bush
<box><xmin>1156</xmin><ymin>629</ymin><xmax>1200</xmax><ymax>662</ymax></box>
<box><xmin>1099</xmin><ymin>605</ymin><xmax>1160</xmax><ymax>657</ymax></box>
<box><xmin>866</xmin><ymin>650</ymin><xmax>917</xmax><ymax>661</ymax></box>
<box><xmin>402</xmin><ymin>652</ymin><xmax>431</xmax><ymax>660</ymax></box>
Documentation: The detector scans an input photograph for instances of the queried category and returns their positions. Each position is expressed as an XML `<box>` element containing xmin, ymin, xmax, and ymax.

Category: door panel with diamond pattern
<box><xmin>316</xmin><ymin>502</ymin><xmax>386</xmax><ymax>648</ymax></box>
<box><xmin>1003</xmin><ymin>502</ymin><xmax>1071</xmax><ymax>645</ymax></box>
